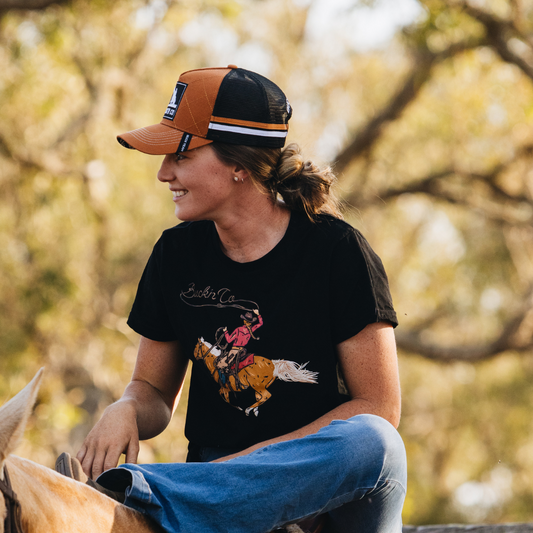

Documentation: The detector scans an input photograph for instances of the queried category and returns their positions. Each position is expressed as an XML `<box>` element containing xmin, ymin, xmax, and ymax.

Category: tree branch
<box><xmin>0</xmin><ymin>0</ymin><xmax>68</xmax><ymax>10</ymax></box>
<box><xmin>341</xmin><ymin>142</ymin><xmax>533</xmax><ymax>225</ymax></box>
<box><xmin>334</xmin><ymin>52</ymin><xmax>435</xmax><ymax>174</ymax></box>
<box><xmin>397</xmin><ymin>287</ymin><xmax>533</xmax><ymax>362</ymax></box>
<box><xmin>460</xmin><ymin>2</ymin><xmax>533</xmax><ymax>81</ymax></box>
<box><xmin>334</xmin><ymin>40</ymin><xmax>483</xmax><ymax>174</ymax></box>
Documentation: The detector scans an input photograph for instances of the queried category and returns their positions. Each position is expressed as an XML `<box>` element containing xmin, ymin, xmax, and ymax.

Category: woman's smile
<box><xmin>157</xmin><ymin>145</ymin><xmax>240</xmax><ymax>221</ymax></box>
<box><xmin>172</xmin><ymin>189</ymin><xmax>188</xmax><ymax>200</ymax></box>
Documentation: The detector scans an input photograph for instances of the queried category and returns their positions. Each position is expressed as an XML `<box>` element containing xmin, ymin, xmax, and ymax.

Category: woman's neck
<box><xmin>215</xmin><ymin>201</ymin><xmax>291</xmax><ymax>263</ymax></box>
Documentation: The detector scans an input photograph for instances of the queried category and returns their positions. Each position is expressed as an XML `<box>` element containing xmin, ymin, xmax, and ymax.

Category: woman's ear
<box><xmin>232</xmin><ymin>163</ymin><xmax>249</xmax><ymax>181</ymax></box>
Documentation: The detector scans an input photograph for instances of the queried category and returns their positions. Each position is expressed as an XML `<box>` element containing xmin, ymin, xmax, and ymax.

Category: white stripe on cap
<box><xmin>208</xmin><ymin>123</ymin><xmax>288</xmax><ymax>138</ymax></box>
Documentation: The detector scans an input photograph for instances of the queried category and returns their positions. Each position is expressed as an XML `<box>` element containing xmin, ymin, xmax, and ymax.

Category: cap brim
<box><xmin>117</xmin><ymin>123</ymin><xmax>212</xmax><ymax>155</ymax></box>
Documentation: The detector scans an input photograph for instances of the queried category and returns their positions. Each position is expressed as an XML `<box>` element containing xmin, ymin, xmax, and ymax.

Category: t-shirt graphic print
<box><xmin>187</xmin><ymin>298</ymin><xmax>319</xmax><ymax>417</ymax></box>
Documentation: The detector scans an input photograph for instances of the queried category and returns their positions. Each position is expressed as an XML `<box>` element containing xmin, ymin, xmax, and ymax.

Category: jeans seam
<box><xmin>367</xmin><ymin>478</ymin><xmax>407</xmax><ymax>498</ymax></box>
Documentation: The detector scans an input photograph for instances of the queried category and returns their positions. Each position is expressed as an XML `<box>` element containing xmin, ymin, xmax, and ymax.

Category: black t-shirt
<box><xmin>128</xmin><ymin>211</ymin><xmax>398</xmax><ymax>449</ymax></box>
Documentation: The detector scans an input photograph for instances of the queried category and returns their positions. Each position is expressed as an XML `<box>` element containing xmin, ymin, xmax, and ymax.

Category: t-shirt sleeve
<box><xmin>330</xmin><ymin>228</ymin><xmax>398</xmax><ymax>344</ymax></box>
<box><xmin>127</xmin><ymin>240</ymin><xmax>178</xmax><ymax>342</ymax></box>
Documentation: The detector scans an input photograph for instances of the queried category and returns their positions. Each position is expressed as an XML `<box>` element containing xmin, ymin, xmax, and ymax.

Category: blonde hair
<box><xmin>211</xmin><ymin>142</ymin><xmax>342</xmax><ymax>219</ymax></box>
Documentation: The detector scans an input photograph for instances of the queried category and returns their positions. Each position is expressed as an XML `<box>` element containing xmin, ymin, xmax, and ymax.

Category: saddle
<box><xmin>272</xmin><ymin>514</ymin><xmax>327</xmax><ymax>533</ymax></box>
<box><xmin>230</xmin><ymin>352</ymin><xmax>254</xmax><ymax>372</ymax></box>
<box><xmin>224</xmin><ymin>349</ymin><xmax>254</xmax><ymax>390</ymax></box>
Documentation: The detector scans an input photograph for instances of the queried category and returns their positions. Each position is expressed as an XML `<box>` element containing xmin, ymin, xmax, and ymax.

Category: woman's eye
<box><xmin>174</xmin><ymin>153</ymin><xmax>186</xmax><ymax>162</ymax></box>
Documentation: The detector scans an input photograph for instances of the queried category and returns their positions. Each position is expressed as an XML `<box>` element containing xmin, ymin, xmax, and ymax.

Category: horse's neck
<box><xmin>203</xmin><ymin>352</ymin><xmax>217</xmax><ymax>372</ymax></box>
<box><xmin>7</xmin><ymin>455</ymin><xmax>159</xmax><ymax>533</ymax></box>
<box><xmin>199</xmin><ymin>343</ymin><xmax>217</xmax><ymax>371</ymax></box>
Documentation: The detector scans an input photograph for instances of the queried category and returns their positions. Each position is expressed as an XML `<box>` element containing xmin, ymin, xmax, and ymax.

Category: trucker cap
<box><xmin>117</xmin><ymin>65</ymin><xmax>292</xmax><ymax>155</ymax></box>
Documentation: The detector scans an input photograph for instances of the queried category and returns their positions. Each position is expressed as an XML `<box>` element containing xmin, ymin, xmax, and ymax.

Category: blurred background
<box><xmin>1</xmin><ymin>0</ymin><xmax>533</xmax><ymax>525</ymax></box>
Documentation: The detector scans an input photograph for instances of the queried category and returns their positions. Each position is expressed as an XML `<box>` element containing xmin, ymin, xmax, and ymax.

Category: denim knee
<box><xmin>330</xmin><ymin>414</ymin><xmax>407</xmax><ymax>489</ymax></box>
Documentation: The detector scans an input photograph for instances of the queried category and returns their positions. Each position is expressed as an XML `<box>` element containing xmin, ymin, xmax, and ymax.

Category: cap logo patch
<box><xmin>164</xmin><ymin>81</ymin><xmax>188</xmax><ymax>121</ymax></box>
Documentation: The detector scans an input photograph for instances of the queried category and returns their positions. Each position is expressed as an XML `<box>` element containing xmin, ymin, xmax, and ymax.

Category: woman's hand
<box><xmin>77</xmin><ymin>400</ymin><xmax>139</xmax><ymax>479</ymax></box>
<box><xmin>76</xmin><ymin>337</ymin><xmax>188</xmax><ymax>479</ymax></box>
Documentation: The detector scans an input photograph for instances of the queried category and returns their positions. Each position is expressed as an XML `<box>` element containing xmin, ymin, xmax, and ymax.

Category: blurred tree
<box><xmin>335</xmin><ymin>0</ymin><xmax>533</xmax><ymax>363</ymax></box>
<box><xmin>1</xmin><ymin>0</ymin><xmax>533</xmax><ymax>526</ymax></box>
<box><xmin>326</xmin><ymin>0</ymin><xmax>533</xmax><ymax>523</ymax></box>
<box><xmin>0</xmin><ymin>0</ymin><xmax>69</xmax><ymax>14</ymax></box>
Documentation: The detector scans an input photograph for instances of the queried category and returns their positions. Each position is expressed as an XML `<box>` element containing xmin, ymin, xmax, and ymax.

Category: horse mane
<box><xmin>272</xmin><ymin>360</ymin><xmax>319</xmax><ymax>384</ymax></box>
<box><xmin>199</xmin><ymin>338</ymin><xmax>222</xmax><ymax>357</ymax></box>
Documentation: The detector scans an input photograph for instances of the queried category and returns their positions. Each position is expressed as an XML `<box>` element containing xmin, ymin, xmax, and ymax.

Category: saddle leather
<box><xmin>55</xmin><ymin>452</ymin><xmax>88</xmax><ymax>482</ymax></box>
<box><xmin>231</xmin><ymin>352</ymin><xmax>254</xmax><ymax>372</ymax></box>
<box><xmin>55</xmin><ymin>453</ymin><xmax>125</xmax><ymax>503</ymax></box>
<box><xmin>273</xmin><ymin>513</ymin><xmax>327</xmax><ymax>533</ymax></box>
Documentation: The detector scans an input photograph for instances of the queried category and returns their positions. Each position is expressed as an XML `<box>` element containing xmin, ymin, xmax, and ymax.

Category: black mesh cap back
<box><xmin>208</xmin><ymin>68</ymin><xmax>292</xmax><ymax>147</ymax></box>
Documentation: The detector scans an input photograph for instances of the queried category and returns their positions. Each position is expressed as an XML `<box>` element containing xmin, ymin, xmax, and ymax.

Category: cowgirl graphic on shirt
<box><xmin>216</xmin><ymin>309</ymin><xmax>263</xmax><ymax>386</ymax></box>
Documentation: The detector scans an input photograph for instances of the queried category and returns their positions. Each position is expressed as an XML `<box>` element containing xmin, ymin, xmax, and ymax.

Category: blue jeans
<box><xmin>98</xmin><ymin>414</ymin><xmax>406</xmax><ymax>533</ymax></box>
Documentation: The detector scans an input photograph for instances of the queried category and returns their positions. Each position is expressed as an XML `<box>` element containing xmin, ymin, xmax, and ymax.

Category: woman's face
<box><xmin>157</xmin><ymin>145</ymin><xmax>238</xmax><ymax>222</ymax></box>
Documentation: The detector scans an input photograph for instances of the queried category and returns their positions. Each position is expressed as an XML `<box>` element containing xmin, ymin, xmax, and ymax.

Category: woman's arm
<box><xmin>334</xmin><ymin>320</ymin><xmax>401</xmax><ymax>428</ymax></box>
<box><xmin>77</xmin><ymin>336</ymin><xmax>188</xmax><ymax>479</ymax></box>
<box><xmin>214</xmin><ymin>321</ymin><xmax>400</xmax><ymax>461</ymax></box>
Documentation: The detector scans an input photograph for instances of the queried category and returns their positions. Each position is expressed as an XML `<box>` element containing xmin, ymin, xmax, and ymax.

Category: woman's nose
<box><xmin>157</xmin><ymin>155</ymin><xmax>174</xmax><ymax>182</ymax></box>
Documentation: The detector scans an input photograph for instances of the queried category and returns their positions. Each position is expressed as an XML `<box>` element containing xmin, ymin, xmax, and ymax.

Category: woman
<box><xmin>65</xmin><ymin>65</ymin><xmax>407</xmax><ymax>533</ymax></box>
<box><xmin>216</xmin><ymin>309</ymin><xmax>262</xmax><ymax>388</ymax></box>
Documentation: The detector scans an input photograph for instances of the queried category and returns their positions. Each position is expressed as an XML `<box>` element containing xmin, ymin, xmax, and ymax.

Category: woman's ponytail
<box><xmin>211</xmin><ymin>142</ymin><xmax>342</xmax><ymax>220</ymax></box>
<box><xmin>274</xmin><ymin>143</ymin><xmax>341</xmax><ymax>218</ymax></box>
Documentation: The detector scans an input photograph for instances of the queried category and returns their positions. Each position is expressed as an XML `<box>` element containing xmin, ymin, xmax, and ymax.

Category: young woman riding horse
<box><xmin>59</xmin><ymin>65</ymin><xmax>407</xmax><ymax>533</ymax></box>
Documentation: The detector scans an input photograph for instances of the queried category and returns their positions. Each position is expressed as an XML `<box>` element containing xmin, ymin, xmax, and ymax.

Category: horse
<box><xmin>0</xmin><ymin>369</ymin><xmax>162</xmax><ymax>533</ymax></box>
<box><xmin>0</xmin><ymin>371</ymin><xmax>322</xmax><ymax>533</ymax></box>
<box><xmin>194</xmin><ymin>338</ymin><xmax>319</xmax><ymax>417</ymax></box>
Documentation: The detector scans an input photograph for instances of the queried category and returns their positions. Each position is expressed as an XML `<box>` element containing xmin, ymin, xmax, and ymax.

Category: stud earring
<box><xmin>234</xmin><ymin>176</ymin><xmax>239</xmax><ymax>182</ymax></box>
